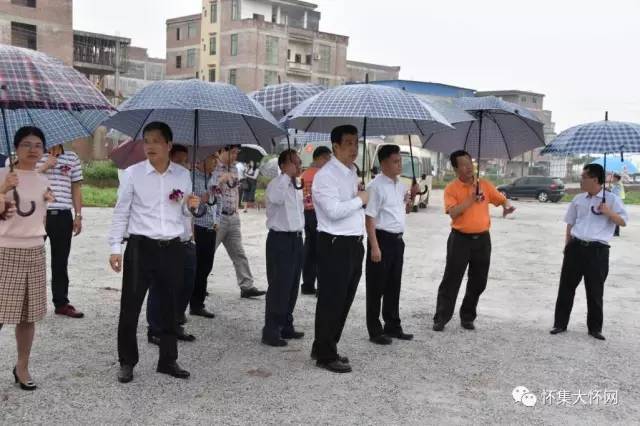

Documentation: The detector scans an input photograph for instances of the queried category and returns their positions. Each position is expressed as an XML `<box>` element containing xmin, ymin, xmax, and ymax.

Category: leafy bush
<box><xmin>83</xmin><ymin>161</ymin><xmax>119</xmax><ymax>187</ymax></box>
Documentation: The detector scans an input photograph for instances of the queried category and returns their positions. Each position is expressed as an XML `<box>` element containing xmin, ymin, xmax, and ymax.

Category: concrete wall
<box><xmin>166</xmin><ymin>15</ymin><xmax>201</xmax><ymax>79</ymax></box>
<box><xmin>0</xmin><ymin>0</ymin><xmax>73</xmax><ymax>64</ymax></box>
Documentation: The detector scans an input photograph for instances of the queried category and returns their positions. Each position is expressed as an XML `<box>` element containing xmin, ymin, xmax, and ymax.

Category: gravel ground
<box><xmin>1</xmin><ymin>191</ymin><xmax>639</xmax><ymax>425</ymax></box>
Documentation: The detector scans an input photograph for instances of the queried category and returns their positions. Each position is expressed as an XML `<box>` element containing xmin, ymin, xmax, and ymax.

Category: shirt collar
<box><xmin>586</xmin><ymin>189</ymin><xmax>605</xmax><ymax>199</ymax></box>
<box><xmin>379</xmin><ymin>173</ymin><xmax>399</xmax><ymax>184</ymax></box>
<box><xmin>145</xmin><ymin>159</ymin><xmax>176</xmax><ymax>175</ymax></box>
<box><xmin>330</xmin><ymin>158</ymin><xmax>356</xmax><ymax>176</ymax></box>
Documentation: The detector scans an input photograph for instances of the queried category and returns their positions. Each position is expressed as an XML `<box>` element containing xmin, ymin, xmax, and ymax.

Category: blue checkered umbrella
<box><xmin>0</xmin><ymin>44</ymin><xmax>114</xmax><ymax>217</ymax></box>
<box><xmin>540</xmin><ymin>112</ymin><xmax>640</xmax><ymax>207</ymax></box>
<box><xmin>282</xmin><ymin>83</ymin><xmax>452</xmax><ymax>182</ymax></box>
<box><xmin>422</xmin><ymin>96</ymin><xmax>545</xmax><ymax>158</ymax></box>
<box><xmin>249</xmin><ymin>83</ymin><xmax>326</xmax><ymax>120</ymax></box>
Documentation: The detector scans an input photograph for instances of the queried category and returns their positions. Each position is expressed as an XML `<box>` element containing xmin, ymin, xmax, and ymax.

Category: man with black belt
<box><xmin>108</xmin><ymin>122</ymin><xmax>201</xmax><ymax>383</ymax></box>
<box><xmin>300</xmin><ymin>146</ymin><xmax>332</xmax><ymax>295</ymax></box>
<box><xmin>550</xmin><ymin>164</ymin><xmax>628</xmax><ymax>341</ymax></box>
<box><xmin>262</xmin><ymin>149</ymin><xmax>305</xmax><ymax>347</ymax></box>
<box><xmin>432</xmin><ymin>150</ymin><xmax>515</xmax><ymax>332</ymax></box>
<box><xmin>147</xmin><ymin>144</ymin><xmax>198</xmax><ymax>344</ymax></box>
<box><xmin>37</xmin><ymin>144</ymin><xmax>85</xmax><ymax>318</ymax></box>
<box><xmin>211</xmin><ymin>145</ymin><xmax>265</xmax><ymax>298</ymax></box>
<box><xmin>311</xmin><ymin>125</ymin><xmax>368</xmax><ymax>374</ymax></box>
<box><xmin>365</xmin><ymin>145</ymin><xmax>416</xmax><ymax>345</ymax></box>
<box><xmin>189</xmin><ymin>153</ymin><xmax>221</xmax><ymax>318</ymax></box>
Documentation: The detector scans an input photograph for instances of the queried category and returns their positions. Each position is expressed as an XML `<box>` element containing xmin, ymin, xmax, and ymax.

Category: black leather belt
<box><xmin>269</xmin><ymin>230</ymin><xmax>303</xmax><ymax>237</ymax></box>
<box><xmin>129</xmin><ymin>234</ymin><xmax>180</xmax><ymax>248</ymax></box>
<box><xmin>572</xmin><ymin>237</ymin><xmax>609</xmax><ymax>249</ymax></box>
<box><xmin>319</xmin><ymin>232</ymin><xmax>364</xmax><ymax>243</ymax></box>
<box><xmin>221</xmin><ymin>210</ymin><xmax>236</xmax><ymax>216</ymax></box>
<box><xmin>376</xmin><ymin>229</ymin><xmax>403</xmax><ymax>239</ymax></box>
<box><xmin>452</xmin><ymin>229</ymin><xmax>489</xmax><ymax>240</ymax></box>
<box><xmin>47</xmin><ymin>209</ymin><xmax>71</xmax><ymax>216</ymax></box>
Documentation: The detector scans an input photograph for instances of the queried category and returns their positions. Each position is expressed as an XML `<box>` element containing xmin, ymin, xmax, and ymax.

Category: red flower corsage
<box><xmin>169</xmin><ymin>189</ymin><xmax>184</xmax><ymax>202</ymax></box>
<box><xmin>59</xmin><ymin>164</ymin><xmax>72</xmax><ymax>176</ymax></box>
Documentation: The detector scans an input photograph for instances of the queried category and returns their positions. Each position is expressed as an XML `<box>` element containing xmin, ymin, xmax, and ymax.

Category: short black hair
<box><xmin>143</xmin><ymin>121</ymin><xmax>173</xmax><ymax>143</ymax></box>
<box><xmin>613</xmin><ymin>173</ymin><xmax>622</xmax><ymax>180</ymax></box>
<box><xmin>378</xmin><ymin>144</ymin><xmax>400</xmax><ymax>163</ymax></box>
<box><xmin>14</xmin><ymin>126</ymin><xmax>45</xmax><ymax>149</ymax></box>
<box><xmin>450</xmin><ymin>150</ymin><xmax>471</xmax><ymax>168</ymax></box>
<box><xmin>170</xmin><ymin>144</ymin><xmax>188</xmax><ymax>156</ymax></box>
<box><xmin>583</xmin><ymin>163</ymin><xmax>605</xmax><ymax>184</ymax></box>
<box><xmin>278</xmin><ymin>149</ymin><xmax>297</xmax><ymax>167</ymax></box>
<box><xmin>330</xmin><ymin>125</ymin><xmax>358</xmax><ymax>145</ymax></box>
<box><xmin>312</xmin><ymin>145</ymin><xmax>332</xmax><ymax>160</ymax></box>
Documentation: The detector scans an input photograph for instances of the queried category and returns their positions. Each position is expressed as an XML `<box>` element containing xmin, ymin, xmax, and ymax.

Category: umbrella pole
<box><xmin>1</xmin><ymin>107</ymin><xmax>35</xmax><ymax>217</ymax></box>
<box><xmin>362</xmin><ymin>116</ymin><xmax>368</xmax><ymax>186</ymax></box>
<box><xmin>476</xmin><ymin>111</ymin><xmax>483</xmax><ymax>195</ymax></box>
<box><xmin>191</xmin><ymin>109</ymin><xmax>205</xmax><ymax>217</ymax></box>
<box><xmin>408</xmin><ymin>134</ymin><xmax>416</xmax><ymax>183</ymax></box>
<box><xmin>603</xmin><ymin>152</ymin><xmax>607</xmax><ymax>203</ymax></box>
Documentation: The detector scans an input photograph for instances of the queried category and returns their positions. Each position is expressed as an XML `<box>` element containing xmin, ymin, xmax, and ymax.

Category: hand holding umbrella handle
<box><xmin>292</xmin><ymin>176</ymin><xmax>304</xmax><ymax>190</ymax></box>
<box><xmin>4</xmin><ymin>167</ymin><xmax>36</xmax><ymax>218</ymax></box>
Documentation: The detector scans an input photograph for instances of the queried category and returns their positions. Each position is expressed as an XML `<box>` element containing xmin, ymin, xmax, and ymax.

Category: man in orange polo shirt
<box><xmin>300</xmin><ymin>146</ymin><xmax>332</xmax><ymax>295</ymax></box>
<box><xmin>433</xmin><ymin>150</ymin><xmax>515</xmax><ymax>332</ymax></box>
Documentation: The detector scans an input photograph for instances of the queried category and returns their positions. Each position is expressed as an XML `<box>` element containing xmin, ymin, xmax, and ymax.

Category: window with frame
<box><xmin>11</xmin><ymin>0</ymin><xmax>36</xmax><ymax>7</ymax></box>
<box><xmin>294</xmin><ymin>54</ymin><xmax>302</xmax><ymax>64</ymax></box>
<box><xmin>318</xmin><ymin>45</ymin><xmax>331</xmax><ymax>73</ymax></box>
<box><xmin>210</xmin><ymin>1</ymin><xmax>218</xmax><ymax>23</ymax></box>
<box><xmin>231</xmin><ymin>0</ymin><xmax>241</xmax><ymax>20</ymax></box>
<box><xmin>228</xmin><ymin>69</ymin><xmax>237</xmax><ymax>85</ymax></box>
<box><xmin>230</xmin><ymin>34</ymin><xmax>238</xmax><ymax>56</ymax></box>
<box><xmin>266</xmin><ymin>36</ymin><xmax>279</xmax><ymax>65</ymax></box>
<box><xmin>317</xmin><ymin>77</ymin><xmax>330</xmax><ymax>87</ymax></box>
<box><xmin>188</xmin><ymin>23</ymin><xmax>197</xmax><ymax>39</ymax></box>
<box><xmin>264</xmin><ymin>70</ymin><xmax>278</xmax><ymax>87</ymax></box>
<box><xmin>187</xmin><ymin>49</ymin><xmax>196</xmax><ymax>67</ymax></box>
<box><xmin>209</xmin><ymin>68</ymin><xmax>216</xmax><ymax>82</ymax></box>
<box><xmin>11</xmin><ymin>22</ymin><xmax>37</xmax><ymax>50</ymax></box>
<box><xmin>305</xmin><ymin>54</ymin><xmax>312</xmax><ymax>65</ymax></box>
<box><xmin>176</xmin><ymin>55</ymin><xmax>182</xmax><ymax>69</ymax></box>
<box><xmin>176</xmin><ymin>27</ymin><xmax>181</xmax><ymax>41</ymax></box>
<box><xmin>209</xmin><ymin>35</ymin><xmax>217</xmax><ymax>55</ymax></box>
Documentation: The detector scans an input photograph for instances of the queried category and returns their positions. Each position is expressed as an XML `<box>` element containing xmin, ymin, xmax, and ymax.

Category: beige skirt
<box><xmin>0</xmin><ymin>246</ymin><xmax>47</xmax><ymax>324</ymax></box>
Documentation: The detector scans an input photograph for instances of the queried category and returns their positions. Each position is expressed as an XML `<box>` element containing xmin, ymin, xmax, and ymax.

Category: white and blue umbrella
<box><xmin>283</xmin><ymin>83</ymin><xmax>452</xmax><ymax>183</ymax></box>
<box><xmin>591</xmin><ymin>156</ymin><xmax>638</xmax><ymax>175</ymax></box>
<box><xmin>249</xmin><ymin>82</ymin><xmax>326</xmax><ymax>120</ymax></box>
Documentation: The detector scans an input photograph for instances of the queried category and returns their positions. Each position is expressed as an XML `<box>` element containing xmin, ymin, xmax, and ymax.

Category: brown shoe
<box><xmin>54</xmin><ymin>304</ymin><xmax>84</xmax><ymax>318</ymax></box>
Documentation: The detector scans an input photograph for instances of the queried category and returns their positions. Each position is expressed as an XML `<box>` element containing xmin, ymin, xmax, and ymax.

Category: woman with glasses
<box><xmin>0</xmin><ymin>126</ymin><xmax>53</xmax><ymax>391</ymax></box>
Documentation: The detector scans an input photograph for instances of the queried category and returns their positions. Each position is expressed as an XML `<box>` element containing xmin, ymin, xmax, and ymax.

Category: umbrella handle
<box><xmin>292</xmin><ymin>176</ymin><xmax>303</xmax><ymax>190</ymax></box>
<box><xmin>226</xmin><ymin>178</ymin><xmax>239</xmax><ymax>189</ymax></box>
<box><xmin>14</xmin><ymin>188</ymin><xmax>36</xmax><ymax>217</ymax></box>
<box><xmin>190</xmin><ymin>204</ymin><xmax>207</xmax><ymax>218</ymax></box>
<box><xmin>206</xmin><ymin>194</ymin><xmax>217</xmax><ymax>207</ymax></box>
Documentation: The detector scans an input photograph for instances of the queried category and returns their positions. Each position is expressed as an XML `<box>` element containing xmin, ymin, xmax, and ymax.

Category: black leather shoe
<box><xmin>118</xmin><ymin>365</ymin><xmax>134</xmax><ymax>383</ymax></box>
<box><xmin>310</xmin><ymin>351</ymin><xmax>349</xmax><ymax>364</ymax></box>
<box><xmin>157</xmin><ymin>362</ymin><xmax>190</xmax><ymax>379</ymax></box>
<box><xmin>147</xmin><ymin>334</ymin><xmax>161</xmax><ymax>346</ymax></box>
<box><xmin>589</xmin><ymin>331</ymin><xmax>606</xmax><ymax>340</ymax></box>
<box><xmin>241</xmin><ymin>288</ymin><xmax>267</xmax><ymax>298</ymax></box>
<box><xmin>432</xmin><ymin>322</ymin><xmax>445</xmax><ymax>332</ymax></box>
<box><xmin>177</xmin><ymin>328</ymin><xmax>196</xmax><ymax>342</ymax></box>
<box><xmin>13</xmin><ymin>367</ymin><xmax>37</xmax><ymax>391</ymax></box>
<box><xmin>385</xmin><ymin>331</ymin><xmax>414</xmax><ymax>340</ymax></box>
<box><xmin>550</xmin><ymin>327</ymin><xmax>567</xmax><ymax>335</ymax></box>
<box><xmin>282</xmin><ymin>330</ymin><xmax>304</xmax><ymax>339</ymax></box>
<box><xmin>177</xmin><ymin>313</ymin><xmax>187</xmax><ymax>325</ymax></box>
<box><xmin>317</xmin><ymin>360</ymin><xmax>352</xmax><ymax>373</ymax></box>
<box><xmin>262</xmin><ymin>336</ymin><xmax>287</xmax><ymax>347</ymax></box>
<box><xmin>370</xmin><ymin>335</ymin><xmax>393</xmax><ymax>345</ymax></box>
<box><xmin>300</xmin><ymin>286</ymin><xmax>316</xmax><ymax>295</ymax></box>
<box><xmin>190</xmin><ymin>307</ymin><xmax>215</xmax><ymax>318</ymax></box>
<box><xmin>461</xmin><ymin>321</ymin><xmax>475</xmax><ymax>330</ymax></box>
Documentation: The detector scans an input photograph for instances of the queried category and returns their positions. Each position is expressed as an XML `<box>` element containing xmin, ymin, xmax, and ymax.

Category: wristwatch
<box><xmin>75</xmin><ymin>214</ymin><xmax>83</xmax><ymax>220</ymax></box>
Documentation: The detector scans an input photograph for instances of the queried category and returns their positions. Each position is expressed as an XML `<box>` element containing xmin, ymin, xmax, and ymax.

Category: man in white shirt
<box><xmin>108</xmin><ymin>122</ymin><xmax>201</xmax><ymax>383</ymax></box>
<box><xmin>262</xmin><ymin>150</ymin><xmax>305</xmax><ymax>347</ymax></box>
<box><xmin>550</xmin><ymin>164</ymin><xmax>628</xmax><ymax>341</ymax></box>
<box><xmin>365</xmin><ymin>145</ymin><xmax>416</xmax><ymax>345</ymax></box>
<box><xmin>311</xmin><ymin>125</ymin><xmax>369</xmax><ymax>374</ymax></box>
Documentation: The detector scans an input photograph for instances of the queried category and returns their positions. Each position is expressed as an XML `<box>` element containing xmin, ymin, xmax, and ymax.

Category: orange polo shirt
<box><xmin>301</xmin><ymin>167</ymin><xmax>319</xmax><ymax>211</ymax></box>
<box><xmin>444</xmin><ymin>178</ymin><xmax>506</xmax><ymax>234</ymax></box>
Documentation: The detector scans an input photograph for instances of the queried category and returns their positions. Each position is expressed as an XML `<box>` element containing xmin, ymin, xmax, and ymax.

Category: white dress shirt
<box><xmin>565</xmin><ymin>190</ymin><xmax>628</xmax><ymax>244</ymax></box>
<box><xmin>312</xmin><ymin>157</ymin><xmax>365</xmax><ymax>236</ymax></box>
<box><xmin>265</xmin><ymin>174</ymin><xmax>304</xmax><ymax>232</ymax></box>
<box><xmin>108</xmin><ymin>160</ymin><xmax>193</xmax><ymax>254</ymax></box>
<box><xmin>365</xmin><ymin>173</ymin><xmax>408</xmax><ymax>233</ymax></box>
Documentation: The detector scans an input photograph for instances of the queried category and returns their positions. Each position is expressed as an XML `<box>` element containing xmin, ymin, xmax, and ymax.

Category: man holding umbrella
<box><xmin>550</xmin><ymin>163</ymin><xmax>628</xmax><ymax>341</ymax></box>
<box><xmin>432</xmin><ymin>150</ymin><xmax>515</xmax><ymax>332</ymax></box>
<box><xmin>108</xmin><ymin>122</ymin><xmax>201</xmax><ymax>383</ymax></box>
<box><xmin>311</xmin><ymin>125</ymin><xmax>368</xmax><ymax>373</ymax></box>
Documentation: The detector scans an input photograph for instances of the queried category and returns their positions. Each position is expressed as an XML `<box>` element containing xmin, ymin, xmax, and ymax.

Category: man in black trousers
<box><xmin>300</xmin><ymin>146</ymin><xmax>332</xmax><ymax>295</ymax></box>
<box><xmin>365</xmin><ymin>144</ymin><xmax>416</xmax><ymax>345</ymax></box>
<box><xmin>311</xmin><ymin>125</ymin><xmax>369</xmax><ymax>373</ymax></box>
<box><xmin>550</xmin><ymin>164</ymin><xmax>628</xmax><ymax>341</ymax></box>
<box><xmin>262</xmin><ymin>149</ymin><xmax>305</xmax><ymax>347</ymax></box>
<box><xmin>108</xmin><ymin>122</ymin><xmax>201</xmax><ymax>383</ymax></box>
<box><xmin>432</xmin><ymin>150</ymin><xmax>515</xmax><ymax>332</ymax></box>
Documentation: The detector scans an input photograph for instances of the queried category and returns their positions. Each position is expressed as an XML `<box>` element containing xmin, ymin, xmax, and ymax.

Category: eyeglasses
<box><xmin>17</xmin><ymin>143</ymin><xmax>44</xmax><ymax>150</ymax></box>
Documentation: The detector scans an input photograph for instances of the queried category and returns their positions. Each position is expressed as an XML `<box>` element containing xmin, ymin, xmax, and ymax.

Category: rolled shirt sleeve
<box><xmin>365</xmin><ymin>182</ymin><xmax>382</xmax><ymax>218</ymax></box>
<box><xmin>70</xmin><ymin>153</ymin><xmax>83</xmax><ymax>183</ymax></box>
<box><xmin>564</xmin><ymin>199</ymin><xmax>578</xmax><ymax>226</ymax></box>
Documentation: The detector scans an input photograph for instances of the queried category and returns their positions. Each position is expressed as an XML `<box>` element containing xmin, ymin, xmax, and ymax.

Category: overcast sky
<box><xmin>73</xmin><ymin>0</ymin><xmax>640</xmax><ymax>132</ymax></box>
